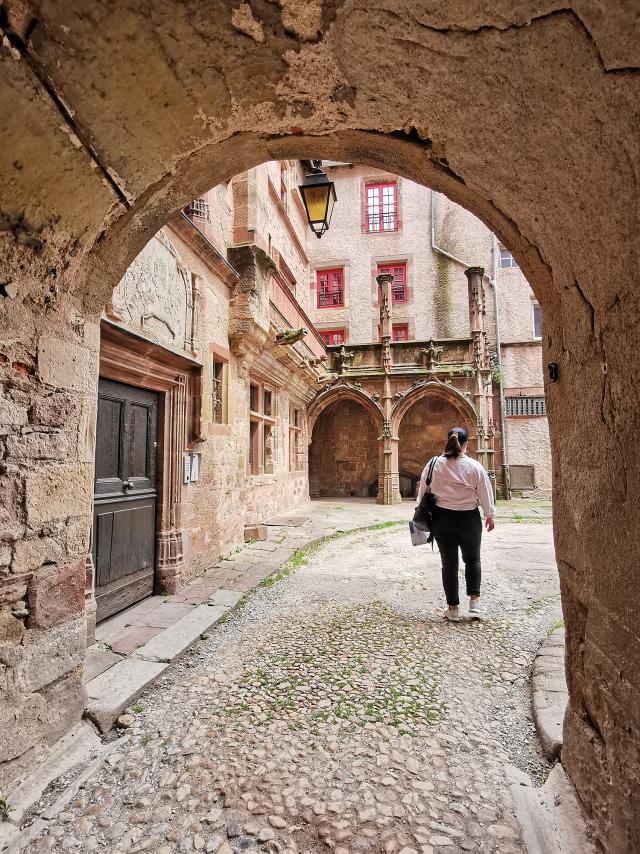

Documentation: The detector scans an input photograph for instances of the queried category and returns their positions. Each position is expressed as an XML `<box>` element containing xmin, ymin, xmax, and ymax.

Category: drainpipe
<box><xmin>490</xmin><ymin>232</ymin><xmax>510</xmax><ymax>499</ymax></box>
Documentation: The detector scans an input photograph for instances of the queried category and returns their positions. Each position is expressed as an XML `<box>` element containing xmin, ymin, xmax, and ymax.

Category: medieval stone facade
<box><xmin>305</xmin><ymin>163</ymin><xmax>550</xmax><ymax>499</ymax></box>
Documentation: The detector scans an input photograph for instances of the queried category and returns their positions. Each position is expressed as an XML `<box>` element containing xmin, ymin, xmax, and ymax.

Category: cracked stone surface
<box><xmin>34</xmin><ymin>518</ymin><xmax>560</xmax><ymax>853</ymax></box>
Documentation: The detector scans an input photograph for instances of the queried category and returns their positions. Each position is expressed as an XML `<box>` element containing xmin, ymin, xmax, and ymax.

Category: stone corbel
<box><xmin>227</xmin><ymin>245</ymin><xmax>273</xmax><ymax>364</ymax></box>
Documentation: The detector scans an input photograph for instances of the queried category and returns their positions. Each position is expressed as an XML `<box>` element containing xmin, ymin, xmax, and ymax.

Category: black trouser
<box><xmin>432</xmin><ymin>507</ymin><xmax>482</xmax><ymax>607</ymax></box>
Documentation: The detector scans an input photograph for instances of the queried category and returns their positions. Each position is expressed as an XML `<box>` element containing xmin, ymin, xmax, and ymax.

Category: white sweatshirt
<box><xmin>417</xmin><ymin>453</ymin><xmax>496</xmax><ymax>518</ymax></box>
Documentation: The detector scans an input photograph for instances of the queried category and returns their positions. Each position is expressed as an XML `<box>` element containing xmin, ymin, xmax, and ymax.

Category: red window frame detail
<box><xmin>316</xmin><ymin>268</ymin><xmax>344</xmax><ymax>308</ymax></box>
<box><xmin>377</xmin><ymin>263</ymin><xmax>407</xmax><ymax>303</ymax></box>
<box><xmin>320</xmin><ymin>329</ymin><xmax>346</xmax><ymax>347</ymax></box>
<box><xmin>392</xmin><ymin>324</ymin><xmax>409</xmax><ymax>342</ymax></box>
<box><xmin>365</xmin><ymin>182</ymin><xmax>398</xmax><ymax>233</ymax></box>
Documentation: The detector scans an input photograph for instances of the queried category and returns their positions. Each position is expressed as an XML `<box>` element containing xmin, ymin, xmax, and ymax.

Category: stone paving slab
<box><xmin>132</xmin><ymin>603</ymin><xmax>228</xmax><ymax>663</ymax></box>
<box><xmin>85</xmin><ymin>658</ymin><xmax>168</xmax><ymax>732</ymax></box>
<box><xmin>83</xmin><ymin>646</ymin><xmax>123</xmax><ymax>683</ymax></box>
<box><xmin>531</xmin><ymin>627</ymin><xmax>567</xmax><ymax>761</ymax></box>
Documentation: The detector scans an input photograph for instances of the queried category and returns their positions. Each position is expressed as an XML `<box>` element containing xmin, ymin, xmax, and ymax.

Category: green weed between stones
<box><xmin>260</xmin><ymin>520</ymin><xmax>405</xmax><ymax>589</ymax></box>
<box><xmin>0</xmin><ymin>795</ymin><xmax>14</xmax><ymax>822</ymax></box>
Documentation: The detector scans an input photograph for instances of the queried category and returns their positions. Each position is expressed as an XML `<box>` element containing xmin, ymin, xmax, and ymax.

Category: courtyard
<box><xmin>33</xmin><ymin>503</ymin><xmax>559</xmax><ymax>854</ymax></box>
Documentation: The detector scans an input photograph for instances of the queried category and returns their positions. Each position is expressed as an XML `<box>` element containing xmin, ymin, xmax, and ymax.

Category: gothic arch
<box><xmin>308</xmin><ymin>384</ymin><xmax>385</xmax><ymax>440</ymax></box>
<box><xmin>391</xmin><ymin>382</ymin><xmax>477</xmax><ymax>439</ymax></box>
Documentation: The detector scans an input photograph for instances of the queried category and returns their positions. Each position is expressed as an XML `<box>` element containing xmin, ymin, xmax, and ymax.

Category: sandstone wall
<box><xmin>309</xmin><ymin>399</ymin><xmax>379</xmax><ymax>497</ymax></box>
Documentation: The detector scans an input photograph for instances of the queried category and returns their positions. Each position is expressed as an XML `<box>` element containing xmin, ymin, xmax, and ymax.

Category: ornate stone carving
<box><xmin>275</xmin><ymin>327</ymin><xmax>308</xmax><ymax>345</ymax></box>
<box><xmin>334</xmin><ymin>345</ymin><xmax>355</xmax><ymax>373</ymax></box>
<box><xmin>420</xmin><ymin>340</ymin><xmax>444</xmax><ymax>372</ymax></box>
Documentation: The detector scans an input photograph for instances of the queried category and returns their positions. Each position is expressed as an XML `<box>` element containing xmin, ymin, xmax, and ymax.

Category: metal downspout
<box><xmin>491</xmin><ymin>233</ymin><xmax>510</xmax><ymax>498</ymax></box>
<box><xmin>430</xmin><ymin>190</ymin><xmax>473</xmax><ymax>267</ymax></box>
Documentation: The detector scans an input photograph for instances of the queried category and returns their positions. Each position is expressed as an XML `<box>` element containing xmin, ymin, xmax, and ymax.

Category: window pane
<box><xmin>533</xmin><ymin>304</ymin><xmax>542</xmax><ymax>338</ymax></box>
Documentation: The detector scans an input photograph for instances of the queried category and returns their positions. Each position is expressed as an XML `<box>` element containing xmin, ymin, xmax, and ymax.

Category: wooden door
<box><xmin>92</xmin><ymin>378</ymin><xmax>158</xmax><ymax>622</ymax></box>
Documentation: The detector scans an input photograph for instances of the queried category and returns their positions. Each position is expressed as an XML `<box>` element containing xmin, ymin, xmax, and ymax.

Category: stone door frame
<box><xmin>87</xmin><ymin>320</ymin><xmax>204</xmax><ymax>637</ymax></box>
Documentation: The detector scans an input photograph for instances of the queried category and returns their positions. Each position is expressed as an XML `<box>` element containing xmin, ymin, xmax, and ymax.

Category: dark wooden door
<box><xmin>93</xmin><ymin>379</ymin><xmax>158</xmax><ymax>622</ymax></box>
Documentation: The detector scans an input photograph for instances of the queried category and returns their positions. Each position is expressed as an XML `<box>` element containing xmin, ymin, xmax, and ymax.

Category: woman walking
<box><xmin>417</xmin><ymin>427</ymin><xmax>495</xmax><ymax>621</ymax></box>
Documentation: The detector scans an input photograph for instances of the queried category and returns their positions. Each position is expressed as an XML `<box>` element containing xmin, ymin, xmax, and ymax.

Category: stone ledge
<box><xmin>131</xmin><ymin>603</ymin><xmax>229</xmax><ymax>663</ymax></box>
<box><xmin>531</xmin><ymin>627</ymin><xmax>567</xmax><ymax>761</ymax></box>
<box><xmin>84</xmin><ymin>658</ymin><xmax>168</xmax><ymax>733</ymax></box>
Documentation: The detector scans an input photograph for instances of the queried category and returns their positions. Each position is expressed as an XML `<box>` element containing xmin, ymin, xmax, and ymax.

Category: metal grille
<box><xmin>505</xmin><ymin>395</ymin><xmax>546</xmax><ymax>416</ymax></box>
<box><xmin>185</xmin><ymin>198</ymin><xmax>210</xmax><ymax>221</ymax></box>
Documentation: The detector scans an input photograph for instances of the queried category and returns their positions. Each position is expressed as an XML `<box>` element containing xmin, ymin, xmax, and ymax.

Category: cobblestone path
<box><xmin>35</xmin><ymin>519</ymin><xmax>560</xmax><ymax>854</ymax></box>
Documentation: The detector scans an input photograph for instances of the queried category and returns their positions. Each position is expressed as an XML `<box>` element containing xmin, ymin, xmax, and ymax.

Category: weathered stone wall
<box><xmin>309</xmin><ymin>399</ymin><xmax>379</xmax><ymax>497</ymax></box>
<box><xmin>398</xmin><ymin>395</ymin><xmax>476</xmax><ymax>495</ymax></box>
<box><xmin>0</xmin><ymin>300</ymin><xmax>95</xmax><ymax>788</ymax></box>
<box><xmin>1</xmin><ymin>3</ymin><xmax>639</xmax><ymax>847</ymax></box>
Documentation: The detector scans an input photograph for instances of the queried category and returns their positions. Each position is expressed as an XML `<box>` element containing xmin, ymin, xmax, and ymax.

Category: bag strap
<box><xmin>426</xmin><ymin>456</ymin><xmax>438</xmax><ymax>486</ymax></box>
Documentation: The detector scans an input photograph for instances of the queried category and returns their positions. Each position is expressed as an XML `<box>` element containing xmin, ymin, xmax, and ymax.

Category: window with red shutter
<box><xmin>320</xmin><ymin>329</ymin><xmax>345</xmax><ymax>347</ymax></box>
<box><xmin>317</xmin><ymin>268</ymin><xmax>344</xmax><ymax>308</ymax></box>
<box><xmin>377</xmin><ymin>262</ymin><xmax>407</xmax><ymax>303</ymax></box>
<box><xmin>365</xmin><ymin>182</ymin><xmax>398</xmax><ymax>232</ymax></box>
<box><xmin>392</xmin><ymin>324</ymin><xmax>409</xmax><ymax>342</ymax></box>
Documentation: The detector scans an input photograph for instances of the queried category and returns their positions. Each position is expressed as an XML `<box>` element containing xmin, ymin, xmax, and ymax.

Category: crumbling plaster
<box><xmin>1</xmin><ymin>2</ymin><xmax>639</xmax><ymax>849</ymax></box>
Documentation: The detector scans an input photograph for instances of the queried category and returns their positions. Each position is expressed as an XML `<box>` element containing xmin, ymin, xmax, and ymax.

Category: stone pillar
<box><xmin>376</xmin><ymin>273</ymin><xmax>401</xmax><ymax>505</ymax></box>
<box><xmin>465</xmin><ymin>266</ymin><xmax>495</xmax><ymax>473</ymax></box>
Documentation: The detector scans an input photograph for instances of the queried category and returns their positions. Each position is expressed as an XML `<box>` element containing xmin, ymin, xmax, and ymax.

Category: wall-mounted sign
<box><xmin>183</xmin><ymin>454</ymin><xmax>191</xmax><ymax>484</ymax></box>
<box><xmin>190</xmin><ymin>452</ymin><xmax>201</xmax><ymax>482</ymax></box>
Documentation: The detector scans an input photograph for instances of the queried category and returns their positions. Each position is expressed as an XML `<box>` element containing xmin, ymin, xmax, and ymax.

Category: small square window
<box><xmin>377</xmin><ymin>263</ymin><xmax>407</xmax><ymax>303</ymax></box>
<box><xmin>319</xmin><ymin>329</ymin><xmax>345</xmax><ymax>347</ymax></box>
<box><xmin>499</xmin><ymin>248</ymin><xmax>519</xmax><ymax>268</ymax></box>
<box><xmin>392</xmin><ymin>324</ymin><xmax>409</xmax><ymax>342</ymax></box>
<box><xmin>212</xmin><ymin>361</ymin><xmax>225</xmax><ymax>424</ymax></box>
<box><xmin>317</xmin><ymin>268</ymin><xmax>344</xmax><ymax>308</ymax></box>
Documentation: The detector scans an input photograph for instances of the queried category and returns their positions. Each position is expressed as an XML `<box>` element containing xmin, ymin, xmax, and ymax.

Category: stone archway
<box><xmin>395</xmin><ymin>386</ymin><xmax>477</xmax><ymax>498</ymax></box>
<box><xmin>1</xmin><ymin>4</ymin><xmax>639</xmax><ymax>847</ymax></box>
<box><xmin>309</xmin><ymin>397</ymin><xmax>381</xmax><ymax>498</ymax></box>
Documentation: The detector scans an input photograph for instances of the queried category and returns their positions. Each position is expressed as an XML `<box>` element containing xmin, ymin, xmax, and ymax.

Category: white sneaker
<box><xmin>468</xmin><ymin>600</ymin><xmax>487</xmax><ymax>619</ymax></box>
<box><xmin>443</xmin><ymin>606</ymin><xmax>461</xmax><ymax>622</ymax></box>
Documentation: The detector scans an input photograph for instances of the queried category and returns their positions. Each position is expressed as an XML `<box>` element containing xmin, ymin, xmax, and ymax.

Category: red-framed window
<box><xmin>365</xmin><ymin>182</ymin><xmax>398</xmax><ymax>233</ymax></box>
<box><xmin>317</xmin><ymin>268</ymin><xmax>344</xmax><ymax>308</ymax></box>
<box><xmin>319</xmin><ymin>329</ymin><xmax>345</xmax><ymax>347</ymax></box>
<box><xmin>392</xmin><ymin>324</ymin><xmax>409</xmax><ymax>342</ymax></box>
<box><xmin>377</xmin><ymin>263</ymin><xmax>407</xmax><ymax>303</ymax></box>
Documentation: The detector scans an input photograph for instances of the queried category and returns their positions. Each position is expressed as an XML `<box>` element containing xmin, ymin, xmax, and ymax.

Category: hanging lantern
<box><xmin>298</xmin><ymin>164</ymin><xmax>337</xmax><ymax>239</ymax></box>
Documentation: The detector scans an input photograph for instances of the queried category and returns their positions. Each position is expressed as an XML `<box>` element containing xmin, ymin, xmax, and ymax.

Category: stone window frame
<box><xmin>532</xmin><ymin>300</ymin><xmax>542</xmax><ymax>340</ymax></box>
<box><xmin>371</xmin><ymin>256</ymin><xmax>413</xmax><ymax>307</ymax></box>
<box><xmin>289</xmin><ymin>403</ymin><xmax>305</xmax><ymax>472</ymax></box>
<box><xmin>362</xmin><ymin>179</ymin><xmax>400</xmax><ymax>233</ymax></box>
<box><xmin>316</xmin><ymin>267</ymin><xmax>345</xmax><ymax>308</ymax></box>
<box><xmin>209</xmin><ymin>342</ymin><xmax>230</xmax><ymax>431</ymax></box>
<box><xmin>248</xmin><ymin>377</ymin><xmax>278</xmax><ymax>476</ymax></box>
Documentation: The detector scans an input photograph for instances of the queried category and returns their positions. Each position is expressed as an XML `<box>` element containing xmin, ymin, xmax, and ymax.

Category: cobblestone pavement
<box><xmin>34</xmin><ymin>513</ymin><xmax>560</xmax><ymax>854</ymax></box>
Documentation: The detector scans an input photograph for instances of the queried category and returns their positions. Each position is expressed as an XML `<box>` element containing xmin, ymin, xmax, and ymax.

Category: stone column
<box><xmin>465</xmin><ymin>266</ymin><xmax>495</xmax><ymax>475</ymax></box>
<box><xmin>376</xmin><ymin>273</ymin><xmax>401</xmax><ymax>505</ymax></box>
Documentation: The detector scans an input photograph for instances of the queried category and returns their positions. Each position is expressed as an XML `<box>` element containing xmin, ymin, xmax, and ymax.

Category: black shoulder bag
<box><xmin>412</xmin><ymin>456</ymin><xmax>438</xmax><ymax>538</ymax></box>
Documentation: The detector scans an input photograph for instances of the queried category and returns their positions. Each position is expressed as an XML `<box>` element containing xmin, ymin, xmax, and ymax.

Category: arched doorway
<box><xmin>397</xmin><ymin>392</ymin><xmax>476</xmax><ymax>498</ymax></box>
<box><xmin>1</xmin><ymin>6</ymin><xmax>639</xmax><ymax>846</ymax></box>
<box><xmin>309</xmin><ymin>398</ymin><xmax>379</xmax><ymax>498</ymax></box>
